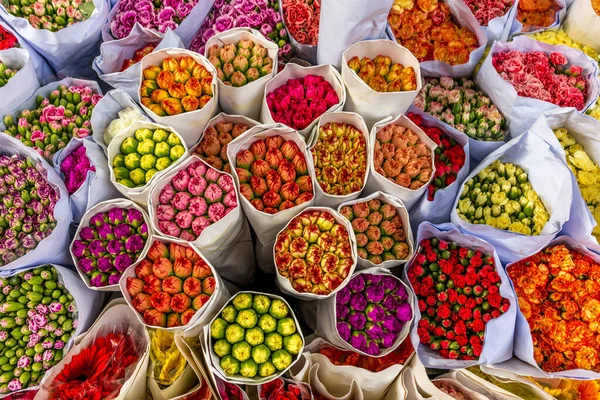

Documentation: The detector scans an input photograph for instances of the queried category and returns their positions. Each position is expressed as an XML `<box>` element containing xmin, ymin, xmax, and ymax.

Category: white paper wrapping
<box><xmin>341</xmin><ymin>40</ymin><xmax>422</xmax><ymax>129</ymax></box>
<box><xmin>564</xmin><ymin>0</ymin><xmax>600</xmax><ymax>52</ymax></box>
<box><xmin>204</xmin><ymin>28</ymin><xmax>278</xmax><ymax>121</ymax></box>
<box><xmin>401</xmin><ymin>355</ymin><xmax>455</xmax><ymax>400</ymax></box>
<box><xmin>438</xmin><ymin>369</ymin><xmax>531</xmax><ymax>400</ymax></box>
<box><xmin>0</xmin><ymin>48</ymin><xmax>40</xmax><ymax>117</ymax></box>
<box><xmin>138</xmin><ymin>48</ymin><xmax>219</xmax><ymax>147</ymax></box>
<box><xmin>260</xmin><ymin>63</ymin><xmax>346</xmax><ymax>141</ymax></box>
<box><xmin>481</xmin><ymin>2</ymin><xmax>518</xmax><ymax>42</ymax></box>
<box><xmin>475</xmin><ymin>36</ymin><xmax>600</xmax><ymax>137</ymax></box>
<box><xmin>364</xmin><ymin>114</ymin><xmax>437</xmax><ymax>211</ymax></box>
<box><xmin>450</xmin><ymin>131</ymin><xmax>573</xmax><ymax>263</ymax></box>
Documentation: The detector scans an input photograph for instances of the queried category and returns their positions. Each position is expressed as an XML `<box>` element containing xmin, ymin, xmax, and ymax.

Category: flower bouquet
<box><xmin>207</xmin><ymin>292</ymin><xmax>304</xmax><ymax>384</ymax></box>
<box><xmin>309</xmin><ymin>112</ymin><xmax>369</xmax><ymax>208</ymax></box>
<box><xmin>274</xmin><ymin>207</ymin><xmax>357</xmax><ymax>299</ymax></box>
<box><xmin>528</xmin><ymin>29</ymin><xmax>599</xmax><ymax>61</ymax></box>
<box><xmin>146</xmin><ymin>329</ymin><xmax>192</xmax><ymax>398</ymax></box>
<box><xmin>260</xmin><ymin>63</ymin><xmax>345</xmax><ymax>140</ymax></box>
<box><xmin>405</xmin><ymin>222</ymin><xmax>516</xmax><ymax>368</ymax></box>
<box><xmin>514</xmin><ymin>0</ymin><xmax>563</xmax><ymax>33</ymax></box>
<box><xmin>205</xmin><ymin>29</ymin><xmax>278</xmax><ymax>120</ymax></box>
<box><xmin>366</xmin><ymin>114</ymin><xmax>436</xmax><ymax>210</ymax></box>
<box><xmin>0</xmin><ymin>48</ymin><xmax>39</xmax><ymax>117</ymax></box>
<box><xmin>341</xmin><ymin>40</ymin><xmax>421</xmax><ymax>128</ymax></box>
<box><xmin>451</xmin><ymin>131</ymin><xmax>572</xmax><ymax>263</ymax></box>
<box><xmin>258</xmin><ymin>377</ymin><xmax>312</xmax><ymax>400</ymax></box>
<box><xmin>70</xmin><ymin>199</ymin><xmax>151</xmax><ymax>291</ymax></box>
<box><xmin>280</xmin><ymin>0</ymin><xmax>319</xmax><ymax>62</ymax></box>
<box><xmin>563</xmin><ymin>0</ymin><xmax>600</xmax><ymax>57</ymax></box>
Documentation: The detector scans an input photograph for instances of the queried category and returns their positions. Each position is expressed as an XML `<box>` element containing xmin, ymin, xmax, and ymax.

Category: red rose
<box><xmin>418</xmin><ymin>318</ymin><xmax>430</xmax><ymax>329</ymax></box>
<box><xmin>456</xmin><ymin>335</ymin><xmax>468</xmax><ymax>346</ymax></box>
<box><xmin>418</xmin><ymin>299</ymin><xmax>427</xmax><ymax>312</ymax></box>
<box><xmin>438</xmin><ymin>305</ymin><xmax>451</xmax><ymax>319</ymax></box>
<box><xmin>488</xmin><ymin>285</ymin><xmax>499</xmax><ymax>294</ymax></box>
<box><xmin>440</xmin><ymin>260</ymin><xmax>454</xmax><ymax>275</ymax></box>
<box><xmin>459</xmin><ymin>248</ymin><xmax>468</xmax><ymax>259</ymax></box>
<box><xmin>458</xmin><ymin>306</ymin><xmax>472</xmax><ymax>321</ymax></box>
<box><xmin>447</xmin><ymin>289</ymin><xmax>458</xmax><ymax>303</ymax></box>
<box><xmin>446</xmin><ymin>331</ymin><xmax>455</xmax><ymax>340</ymax></box>
<box><xmin>454</xmin><ymin>320</ymin><xmax>467</xmax><ymax>335</ymax></box>
<box><xmin>470</xmin><ymin>335</ymin><xmax>481</xmax><ymax>346</ymax></box>
<box><xmin>454</xmin><ymin>276</ymin><xmax>466</xmax><ymax>288</ymax></box>
<box><xmin>465</xmin><ymin>272</ymin><xmax>478</xmax><ymax>286</ymax></box>
<box><xmin>472</xmin><ymin>343</ymin><xmax>483</xmax><ymax>357</ymax></box>
<box><xmin>465</xmin><ymin>298</ymin><xmax>476</xmax><ymax>309</ymax></box>
<box><xmin>426</xmin><ymin>295</ymin><xmax>437</xmax><ymax>306</ymax></box>
<box><xmin>434</xmin><ymin>327</ymin><xmax>446</xmax><ymax>337</ymax></box>
<box><xmin>457</xmin><ymin>294</ymin><xmax>467</xmax><ymax>305</ymax></box>
<box><xmin>488</xmin><ymin>293</ymin><xmax>502</xmax><ymax>309</ymax></box>
<box><xmin>472</xmin><ymin>318</ymin><xmax>485</xmax><ymax>332</ymax></box>
<box><xmin>417</xmin><ymin>327</ymin><xmax>430</xmax><ymax>343</ymax></box>
<box><xmin>426</xmin><ymin>250</ymin><xmax>437</xmax><ymax>262</ymax></box>
<box><xmin>473</xmin><ymin>308</ymin><xmax>482</xmax><ymax>320</ymax></box>
<box><xmin>416</xmin><ymin>254</ymin><xmax>427</xmax><ymax>265</ymax></box>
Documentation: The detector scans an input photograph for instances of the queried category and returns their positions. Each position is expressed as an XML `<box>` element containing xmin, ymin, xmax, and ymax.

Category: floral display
<box><xmin>413</xmin><ymin>77</ymin><xmax>507</xmax><ymax>142</ymax></box>
<box><xmin>47</xmin><ymin>330</ymin><xmax>141</xmax><ymax>399</ymax></box>
<box><xmin>71</xmin><ymin>206</ymin><xmax>149</xmax><ymax>287</ymax></box>
<box><xmin>339</xmin><ymin>199</ymin><xmax>410</xmax><ymax>264</ymax></box>
<box><xmin>433</xmin><ymin>379</ymin><xmax>476</xmax><ymax>399</ymax></box>
<box><xmin>59</xmin><ymin>146</ymin><xmax>95</xmax><ymax>195</ymax></box>
<box><xmin>265</xmin><ymin>75</ymin><xmax>340</xmax><ymax>131</ymax></box>
<box><xmin>0</xmin><ymin>62</ymin><xmax>18</xmax><ymax>88</ymax></box>
<box><xmin>259</xmin><ymin>378</ymin><xmax>312</xmax><ymax>400</ymax></box>
<box><xmin>0</xmin><ymin>154</ymin><xmax>59</xmax><ymax>267</ymax></box>
<box><xmin>492</xmin><ymin>50</ymin><xmax>588</xmax><ymax>110</ymax></box>
<box><xmin>462</xmin><ymin>0</ymin><xmax>514</xmax><ymax>26</ymax></box>
<box><xmin>373</xmin><ymin>123</ymin><xmax>433</xmax><ymax>190</ymax></box>
<box><xmin>528</xmin><ymin>29</ymin><xmax>599</xmax><ymax>61</ymax></box>
<box><xmin>121</xmin><ymin>44</ymin><xmax>156</xmax><ymax>72</ymax></box>
<box><xmin>126</xmin><ymin>240</ymin><xmax>216</xmax><ymax>328</ymax></box>
<box><xmin>408</xmin><ymin>237</ymin><xmax>510</xmax><ymax>359</ymax></box>
<box><xmin>526</xmin><ymin>376</ymin><xmax>600</xmax><ymax>400</ymax></box>
<box><xmin>140</xmin><ymin>56</ymin><xmax>214</xmax><ymax>117</ymax></box>
<box><xmin>189</xmin><ymin>0</ymin><xmax>292</xmax><ymax>60</ymax></box>
<box><xmin>194</xmin><ymin>121</ymin><xmax>251</xmax><ymax>173</ymax></box>
<box><xmin>0</xmin><ymin>26</ymin><xmax>18</xmax><ymax>50</ymax></box>
<box><xmin>282</xmin><ymin>0</ymin><xmax>320</xmax><ymax>45</ymax></box>
<box><xmin>210</xmin><ymin>293</ymin><xmax>303</xmax><ymax>379</ymax></box>
<box><xmin>109</xmin><ymin>0</ymin><xmax>198</xmax><ymax>39</ymax></box>
<box><xmin>317</xmin><ymin>337</ymin><xmax>414</xmax><ymax>371</ymax></box>
<box><xmin>274</xmin><ymin>209</ymin><xmax>354</xmax><ymax>295</ymax></box>
<box><xmin>456</xmin><ymin>160</ymin><xmax>549</xmax><ymax>235</ymax></box>
<box><xmin>347</xmin><ymin>55</ymin><xmax>417</xmax><ymax>93</ymax></box>
<box><xmin>149</xmin><ymin>329</ymin><xmax>187</xmax><ymax>386</ymax></box>
<box><xmin>2</xmin><ymin>85</ymin><xmax>102</xmax><ymax>161</ymax></box>
<box><xmin>0</xmin><ymin>266</ymin><xmax>78</xmax><ymax>395</ymax></box>
<box><xmin>155</xmin><ymin>160</ymin><xmax>238</xmax><ymax>241</ymax></box>
<box><xmin>516</xmin><ymin>0</ymin><xmax>561</xmax><ymax>32</ymax></box>
<box><xmin>102</xmin><ymin>107</ymin><xmax>145</xmax><ymax>147</ymax></box>
<box><xmin>388</xmin><ymin>0</ymin><xmax>479</xmax><ymax>65</ymax></box>
<box><xmin>508</xmin><ymin>245</ymin><xmax>600</xmax><ymax>372</ymax></box>
<box><xmin>408</xmin><ymin>113</ymin><xmax>466</xmax><ymax>200</ymax></box>
<box><xmin>235</xmin><ymin>135</ymin><xmax>314</xmax><ymax>214</ymax></box>
<box><xmin>207</xmin><ymin>39</ymin><xmax>273</xmax><ymax>87</ymax></box>
<box><xmin>111</xmin><ymin>127</ymin><xmax>185</xmax><ymax>188</ymax></box>
<box><xmin>3</xmin><ymin>0</ymin><xmax>95</xmax><ymax>31</ymax></box>
<box><xmin>554</xmin><ymin>128</ymin><xmax>600</xmax><ymax>241</ymax></box>
<box><xmin>467</xmin><ymin>366</ymin><xmax>545</xmax><ymax>399</ymax></box>
<box><xmin>335</xmin><ymin>274</ymin><xmax>412</xmax><ymax>355</ymax></box>
<box><xmin>310</xmin><ymin>122</ymin><xmax>367</xmax><ymax>196</ymax></box>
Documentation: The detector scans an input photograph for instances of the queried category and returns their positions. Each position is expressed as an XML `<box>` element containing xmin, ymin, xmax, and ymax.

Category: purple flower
<box><xmin>214</xmin><ymin>0</ymin><xmax>224</xmax><ymax>7</ymax></box>
<box><xmin>396</xmin><ymin>302</ymin><xmax>412</xmax><ymax>323</ymax></box>
<box><xmin>349</xmin><ymin>293</ymin><xmax>367</xmax><ymax>312</ymax></box>
<box><xmin>382</xmin><ymin>315</ymin><xmax>403</xmax><ymax>334</ymax></box>
<box><xmin>36</xmin><ymin>304</ymin><xmax>49</xmax><ymax>315</ymax></box>
<box><xmin>365</xmin><ymin>340</ymin><xmax>381</xmax><ymax>356</ymax></box>
<box><xmin>108</xmin><ymin>273</ymin><xmax>121</xmax><ymax>286</ymax></box>
<box><xmin>33</xmin><ymin>353</ymin><xmax>42</xmax><ymax>362</ymax></box>
<box><xmin>214</xmin><ymin>15</ymin><xmax>234</xmax><ymax>32</ymax></box>
<box><xmin>90</xmin><ymin>272</ymin><xmax>108</xmax><ymax>287</ymax></box>
<box><xmin>159</xmin><ymin>21</ymin><xmax>178</xmax><ymax>33</ymax></box>
<box><xmin>337</xmin><ymin>286</ymin><xmax>351</xmax><ymax>305</ymax></box>
<box><xmin>365</xmin><ymin>322</ymin><xmax>383</xmax><ymax>340</ymax></box>
<box><xmin>79</xmin><ymin>226</ymin><xmax>97</xmax><ymax>241</ymax></box>
<box><xmin>336</xmin><ymin>302</ymin><xmax>349</xmax><ymax>320</ymax></box>
<box><xmin>260</xmin><ymin>23</ymin><xmax>273</xmax><ymax>36</ymax></box>
<box><xmin>394</xmin><ymin>284</ymin><xmax>408</xmax><ymax>302</ymax></box>
<box><xmin>365</xmin><ymin>284</ymin><xmax>385</xmax><ymax>304</ymax></box>
<box><xmin>97</xmin><ymin>224</ymin><xmax>114</xmax><ymax>240</ymax></box>
<box><xmin>125</xmin><ymin>234</ymin><xmax>144</xmax><ymax>253</ymax></box>
<box><xmin>269</xmin><ymin>9</ymin><xmax>281</xmax><ymax>24</ymax></box>
<box><xmin>234</xmin><ymin>14</ymin><xmax>251</xmax><ymax>28</ymax></box>
<box><xmin>97</xmin><ymin>256</ymin><xmax>113</xmax><ymax>273</ymax></box>
<box><xmin>164</xmin><ymin>0</ymin><xmax>182</xmax><ymax>9</ymax></box>
<box><xmin>49</xmin><ymin>302</ymin><xmax>62</xmax><ymax>313</ymax></box>
<box><xmin>348</xmin><ymin>274</ymin><xmax>365</xmax><ymax>293</ymax></box>
<box><xmin>126</xmin><ymin>208</ymin><xmax>143</xmax><ymax>228</ymax></box>
<box><xmin>134</xmin><ymin>0</ymin><xmax>154</xmax><ymax>12</ymax></box>
<box><xmin>138</xmin><ymin>222</ymin><xmax>149</xmax><ymax>239</ymax></box>
<box><xmin>365</xmin><ymin>304</ymin><xmax>385</xmax><ymax>323</ymax></box>
<box><xmin>381</xmin><ymin>276</ymin><xmax>398</xmax><ymax>292</ymax></box>
<box><xmin>349</xmin><ymin>331</ymin><xmax>367</xmax><ymax>351</ymax></box>
<box><xmin>178</xmin><ymin>3</ymin><xmax>193</xmax><ymax>18</ymax></box>
<box><xmin>337</xmin><ymin>321</ymin><xmax>351</xmax><ymax>341</ymax></box>
<box><xmin>379</xmin><ymin>331</ymin><xmax>397</xmax><ymax>348</ymax></box>
<box><xmin>43</xmin><ymin>350</ymin><xmax>53</xmax><ymax>361</ymax></box>
<box><xmin>246</xmin><ymin>11</ymin><xmax>263</xmax><ymax>26</ymax></box>
<box><xmin>202</xmin><ymin>27</ymin><xmax>216</xmax><ymax>43</ymax></box>
<box><xmin>107</xmin><ymin>239</ymin><xmax>124</xmax><ymax>256</ymax></box>
<box><xmin>347</xmin><ymin>311</ymin><xmax>366</xmax><ymax>331</ymax></box>
<box><xmin>366</xmin><ymin>274</ymin><xmax>383</xmax><ymax>285</ymax></box>
<box><xmin>381</xmin><ymin>294</ymin><xmax>398</xmax><ymax>311</ymax></box>
<box><xmin>54</xmin><ymin>340</ymin><xmax>65</xmax><ymax>350</ymax></box>
<box><xmin>17</xmin><ymin>356</ymin><xmax>30</xmax><ymax>368</ymax></box>
<box><xmin>114</xmin><ymin>224</ymin><xmax>133</xmax><ymax>239</ymax></box>
<box><xmin>22</xmin><ymin>235</ymin><xmax>36</xmax><ymax>249</ymax></box>
<box><xmin>115</xmin><ymin>253</ymin><xmax>134</xmax><ymax>272</ymax></box>
<box><xmin>78</xmin><ymin>257</ymin><xmax>95</xmax><ymax>274</ymax></box>
<box><xmin>233</xmin><ymin>0</ymin><xmax>257</xmax><ymax>14</ymax></box>
<box><xmin>108</xmin><ymin>208</ymin><xmax>126</xmax><ymax>225</ymax></box>
<box><xmin>158</xmin><ymin>6</ymin><xmax>177</xmax><ymax>24</ymax></box>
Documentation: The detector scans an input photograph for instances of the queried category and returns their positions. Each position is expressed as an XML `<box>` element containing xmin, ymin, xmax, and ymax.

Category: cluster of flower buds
<box><xmin>4</xmin><ymin>0</ymin><xmax>96</xmax><ymax>32</ymax></box>
<box><xmin>59</xmin><ymin>146</ymin><xmax>95</xmax><ymax>195</ymax></box>
<box><xmin>156</xmin><ymin>160</ymin><xmax>238</xmax><ymax>241</ymax></box>
<box><xmin>140</xmin><ymin>56</ymin><xmax>214</xmax><ymax>116</ymax></box>
<box><xmin>208</xmin><ymin>39</ymin><xmax>273</xmax><ymax>87</ymax></box>
<box><xmin>347</xmin><ymin>55</ymin><xmax>417</xmax><ymax>92</ymax></box>
<box><xmin>71</xmin><ymin>207</ymin><xmax>149</xmax><ymax>287</ymax></box>
<box><xmin>0</xmin><ymin>62</ymin><xmax>18</xmax><ymax>88</ymax></box>
<box><xmin>0</xmin><ymin>154</ymin><xmax>59</xmax><ymax>267</ymax></box>
<box><xmin>311</xmin><ymin>122</ymin><xmax>367</xmax><ymax>196</ymax></box>
<box><xmin>195</xmin><ymin>121</ymin><xmax>251</xmax><ymax>173</ymax></box>
<box><xmin>0</xmin><ymin>26</ymin><xmax>18</xmax><ymax>50</ymax></box>
<box><xmin>236</xmin><ymin>136</ymin><xmax>314</xmax><ymax>214</ymax></box>
<box><xmin>121</xmin><ymin>44</ymin><xmax>156</xmax><ymax>72</ymax></box>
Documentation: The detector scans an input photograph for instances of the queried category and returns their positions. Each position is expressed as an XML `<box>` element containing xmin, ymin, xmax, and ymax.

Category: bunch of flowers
<box><xmin>408</xmin><ymin>237</ymin><xmax>510</xmax><ymax>359</ymax></box>
<box><xmin>311</xmin><ymin>122</ymin><xmax>367</xmax><ymax>196</ymax></box>
<box><xmin>463</xmin><ymin>0</ymin><xmax>514</xmax><ymax>26</ymax></box>
<box><xmin>0</xmin><ymin>154</ymin><xmax>59</xmax><ymax>267</ymax></box>
<box><xmin>121</xmin><ymin>44</ymin><xmax>156</xmax><ymax>72</ymax></box>
<box><xmin>0</xmin><ymin>26</ymin><xmax>18</xmax><ymax>50</ymax></box>
<box><xmin>339</xmin><ymin>200</ymin><xmax>410</xmax><ymax>265</ymax></box>
<box><xmin>4</xmin><ymin>0</ymin><xmax>95</xmax><ymax>32</ymax></box>
<box><xmin>412</xmin><ymin>77</ymin><xmax>507</xmax><ymax>142</ymax></box>
<box><xmin>126</xmin><ymin>240</ymin><xmax>216</xmax><ymax>328</ymax></box>
<box><xmin>492</xmin><ymin>50</ymin><xmax>588</xmax><ymax>110</ymax></box>
<box><xmin>528</xmin><ymin>29</ymin><xmax>599</xmax><ymax>61</ymax></box>
<box><xmin>210</xmin><ymin>293</ymin><xmax>303</xmax><ymax>379</ymax></box>
<box><xmin>554</xmin><ymin>128</ymin><xmax>600</xmax><ymax>241</ymax></box>
<box><xmin>457</xmin><ymin>160</ymin><xmax>549</xmax><ymax>235</ymax></box>
<box><xmin>71</xmin><ymin>207</ymin><xmax>149</xmax><ymax>287</ymax></box>
<box><xmin>282</xmin><ymin>0</ymin><xmax>320</xmax><ymax>45</ymax></box>
<box><xmin>587</xmin><ymin>99</ymin><xmax>600</xmax><ymax>121</ymax></box>
<box><xmin>48</xmin><ymin>331</ymin><xmax>141</xmax><ymax>399</ymax></box>
<box><xmin>109</xmin><ymin>0</ymin><xmax>198</xmax><ymax>39</ymax></box>
<box><xmin>274</xmin><ymin>209</ymin><xmax>354</xmax><ymax>295</ymax></box>
<box><xmin>336</xmin><ymin>274</ymin><xmax>412</xmax><ymax>356</ymax></box>
<box><xmin>102</xmin><ymin>107</ymin><xmax>145</xmax><ymax>147</ymax></box>
<box><xmin>373</xmin><ymin>123</ymin><xmax>433</xmax><ymax>190</ymax></box>
<box><xmin>155</xmin><ymin>160</ymin><xmax>238</xmax><ymax>241</ymax></box>
<box><xmin>388</xmin><ymin>0</ymin><xmax>479</xmax><ymax>65</ymax></box>
<box><xmin>149</xmin><ymin>329</ymin><xmax>187</xmax><ymax>386</ymax></box>
<box><xmin>318</xmin><ymin>337</ymin><xmax>414</xmax><ymax>371</ymax></box>
<box><xmin>516</xmin><ymin>0</ymin><xmax>561</xmax><ymax>31</ymax></box>
<box><xmin>189</xmin><ymin>0</ymin><xmax>291</xmax><ymax>60</ymax></box>
<box><xmin>207</xmin><ymin>39</ymin><xmax>273</xmax><ymax>87</ymax></box>
<box><xmin>259</xmin><ymin>378</ymin><xmax>311</xmax><ymax>400</ymax></box>
<box><xmin>112</xmin><ymin>127</ymin><xmax>185</xmax><ymax>189</ymax></box>
<box><xmin>347</xmin><ymin>55</ymin><xmax>417</xmax><ymax>93</ymax></box>
<box><xmin>408</xmin><ymin>113</ymin><xmax>466</xmax><ymax>200</ymax></box>
<box><xmin>0</xmin><ymin>266</ymin><xmax>78</xmax><ymax>394</ymax></box>
<box><xmin>265</xmin><ymin>75</ymin><xmax>340</xmax><ymax>131</ymax></box>
<box><xmin>507</xmin><ymin>244</ymin><xmax>600</xmax><ymax>372</ymax></box>
<box><xmin>235</xmin><ymin>136</ymin><xmax>314</xmax><ymax>214</ymax></box>
<box><xmin>59</xmin><ymin>146</ymin><xmax>95</xmax><ymax>195</ymax></box>
<box><xmin>140</xmin><ymin>56</ymin><xmax>214</xmax><ymax>117</ymax></box>
<box><xmin>195</xmin><ymin>121</ymin><xmax>251</xmax><ymax>173</ymax></box>
<box><xmin>0</xmin><ymin>62</ymin><xmax>18</xmax><ymax>88</ymax></box>
<box><xmin>2</xmin><ymin>85</ymin><xmax>102</xmax><ymax>161</ymax></box>
<box><xmin>433</xmin><ymin>380</ymin><xmax>477</xmax><ymax>398</ymax></box>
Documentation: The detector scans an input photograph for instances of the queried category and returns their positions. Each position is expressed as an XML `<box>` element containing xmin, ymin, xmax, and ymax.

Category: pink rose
<box><xmin>42</xmin><ymin>105</ymin><xmax>66</xmax><ymax>122</ymax></box>
<box><xmin>30</xmin><ymin>130</ymin><xmax>45</xmax><ymax>142</ymax></box>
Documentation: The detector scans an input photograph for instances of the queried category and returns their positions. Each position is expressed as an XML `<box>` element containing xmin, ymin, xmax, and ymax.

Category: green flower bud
<box><xmin>120</xmin><ymin>137</ymin><xmax>139</xmax><ymax>155</ymax></box>
<box><xmin>271</xmin><ymin>349</ymin><xmax>292</xmax><ymax>371</ymax></box>
<box><xmin>232</xmin><ymin>293</ymin><xmax>253</xmax><ymax>311</ymax></box>
<box><xmin>213</xmin><ymin>338</ymin><xmax>232</xmax><ymax>358</ymax></box>
<box><xmin>112</xmin><ymin>154</ymin><xmax>126</xmax><ymax>168</ymax></box>
<box><xmin>152</xmin><ymin>129</ymin><xmax>169</xmax><ymax>143</ymax></box>
<box><xmin>240</xmin><ymin>359</ymin><xmax>258</xmax><ymax>378</ymax></box>
<box><xmin>231</xmin><ymin>341</ymin><xmax>252</xmax><ymax>362</ymax></box>
<box><xmin>129</xmin><ymin>168</ymin><xmax>147</xmax><ymax>186</ymax></box>
<box><xmin>145</xmin><ymin>169</ymin><xmax>158</xmax><ymax>183</ymax></box>
<box><xmin>134</xmin><ymin>128</ymin><xmax>154</xmax><ymax>142</ymax></box>
<box><xmin>169</xmin><ymin>145</ymin><xmax>185</xmax><ymax>161</ymax></box>
<box><xmin>154</xmin><ymin>142</ymin><xmax>171</xmax><ymax>158</ymax></box>
<box><xmin>166</xmin><ymin>132</ymin><xmax>181</xmax><ymax>147</ymax></box>
<box><xmin>211</xmin><ymin>318</ymin><xmax>228</xmax><ymax>339</ymax></box>
<box><xmin>258</xmin><ymin>361</ymin><xmax>276</xmax><ymax>377</ymax></box>
<box><xmin>220</xmin><ymin>355</ymin><xmax>240</xmax><ymax>376</ymax></box>
<box><xmin>140</xmin><ymin>154</ymin><xmax>157</xmax><ymax>171</ymax></box>
<box><xmin>265</xmin><ymin>332</ymin><xmax>282</xmax><ymax>352</ymax></box>
<box><xmin>113</xmin><ymin>167</ymin><xmax>130</xmax><ymax>180</ymax></box>
<box><xmin>155</xmin><ymin>157</ymin><xmax>172</xmax><ymax>171</ymax></box>
<box><xmin>137</xmin><ymin>139</ymin><xmax>156</xmax><ymax>156</ymax></box>
<box><xmin>221</xmin><ymin>306</ymin><xmax>238</xmax><ymax>323</ymax></box>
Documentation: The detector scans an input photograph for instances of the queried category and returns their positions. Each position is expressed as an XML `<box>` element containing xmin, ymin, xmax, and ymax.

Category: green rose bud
<box><xmin>236</xmin><ymin>309</ymin><xmax>257</xmax><ymax>329</ymax></box>
<box><xmin>124</xmin><ymin>153</ymin><xmax>141</xmax><ymax>170</ymax></box>
<box><xmin>170</xmin><ymin>145</ymin><xmax>185</xmax><ymax>161</ymax></box>
<box><xmin>220</xmin><ymin>355</ymin><xmax>240</xmax><ymax>376</ymax></box>
<box><xmin>271</xmin><ymin>349</ymin><xmax>292</xmax><ymax>371</ymax></box>
<box><xmin>152</xmin><ymin>129</ymin><xmax>169</xmax><ymax>143</ymax></box>
<box><xmin>155</xmin><ymin>157</ymin><xmax>172</xmax><ymax>171</ymax></box>
<box><xmin>154</xmin><ymin>142</ymin><xmax>171</xmax><ymax>158</ymax></box>
<box><xmin>225</xmin><ymin>324</ymin><xmax>245</xmax><ymax>344</ymax></box>
<box><xmin>231</xmin><ymin>341</ymin><xmax>252</xmax><ymax>362</ymax></box>
<box><xmin>283</xmin><ymin>333</ymin><xmax>303</xmax><ymax>355</ymax></box>
<box><xmin>269</xmin><ymin>299</ymin><xmax>289</xmax><ymax>319</ymax></box>
<box><xmin>140</xmin><ymin>154</ymin><xmax>157</xmax><ymax>171</ymax></box>
<box><xmin>145</xmin><ymin>169</ymin><xmax>158</xmax><ymax>183</ymax></box>
<box><xmin>137</xmin><ymin>139</ymin><xmax>156</xmax><ymax>156</ymax></box>
<box><xmin>258</xmin><ymin>361</ymin><xmax>276</xmax><ymax>377</ymax></box>
<box><xmin>120</xmin><ymin>137</ymin><xmax>139</xmax><ymax>155</ymax></box>
<box><xmin>113</xmin><ymin>167</ymin><xmax>130</xmax><ymax>180</ymax></box>
<box><xmin>112</xmin><ymin>154</ymin><xmax>126</xmax><ymax>168</ymax></box>
<box><xmin>245</xmin><ymin>327</ymin><xmax>264</xmax><ymax>347</ymax></box>
<box><xmin>166</xmin><ymin>132</ymin><xmax>181</xmax><ymax>147</ymax></box>
<box><xmin>240</xmin><ymin>359</ymin><xmax>258</xmax><ymax>378</ymax></box>
<box><xmin>232</xmin><ymin>293</ymin><xmax>253</xmax><ymax>311</ymax></box>
<box><xmin>134</xmin><ymin>128</ymin><xmax>154</xmax><ymax>142</ymax></box>
<box><xmin>213</xmin><ymin>338</ymin><xmax>232</xmax><ymax>358</ymax></box>
<box><xmin>221</xmin><ymin>305</ymin><xmax>238</xmax><ymax>323</ymax></box>
<box><xmin>211</xmin><ymin>318</ymin><xmax>228</xmax><ymax>339</ymax></box>
<box><xmin>265</xmin><ymin>332</ymin><xmax>283</xmax><ymax>352</ymax></box>
<box><xmin>277</xmin><ymin>318</ymin><xmax>296</xmax><ymax>336</ymax></box>
<box><xmin>129</xmin><ymin>168</ymin><xmax>147</xmax><ymax>186</ymax></box>
<box><xmin>257</xmin><ymin>314</ymin><xmax>277</xmax><ymax>333</ymax></box>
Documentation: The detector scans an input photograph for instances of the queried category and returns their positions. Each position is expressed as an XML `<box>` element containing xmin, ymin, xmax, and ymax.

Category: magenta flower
<box><xmin>396</xmin><ymin>302</ymin><xmax>412</xmax><ymax>323</ymax></box>
<box><xmin>71</xmin><ymin>240</ymin><xmax>88</xmax><ymax>258</ymax></box>
<box><xmin>97</xmin><ymin>256</ymin><xmax>113</xmax><ymax>273</ymax></box>
<box><xmin>381</xmin><ymin>293</ymin><xmax>398</xmax><ymax>311</ymax></box>
<box><xmin>107</xmin><ymin>239</ymin><xmax>124</xmax><ymax>255</ymax></box>
<box><xmin>336</xmin><ymin>302</ymin><xmax>349</xmax><ymax>320</ymax></box>
<box><xmin>114</xmin><ymin>224</ymin><xmax>133</xmax><ymax>239</ymax></box>
<box><xmin>126</xmin><ymin>208</ymin><xmax>144</xmax><ymax>228</ymax></box>
<box><xmin>125</xmin><ymin>235</ymin><xmax>144</xmax><ymax>253</ymax></box>
<box><xmin>337</xmin><ymin>287</ymin><xmax>351</xmax><ymax>305</ymax></box>
<box><xmin>365</xmin><ymin>284</ymin><xmax>385</xmax><ymax>304</ymax></box>
<box><xmin>108</xmin><ymin>208</ymin><xmax>126</xmax><ymax>225</ymax></box>
<box><xmin>347</xmin><ymin>311</ymin><xmax>366</xmax><ymax>331</ymax></box>
<box><xmin>349</xmin><ymin>331</ymin><xmax>367</xmax><ymax>351</ymax></box>
<box><xmin>381</xmin><ymin>276</ymin><xmax>397</xmax><ymax>293</ymax></box>
<box><xmin>381</xmin><ymin>315</ymin><xmax>403</xmax><ymax>334</ymax></box>
<box><xmin>379</xmin><ymin>331</ymin><xmax>397</xmax><ymax>348</ymax></box>
<box><xmin>348</xmin><ymin>274</ymin><xmax>365</xmax><ymax>293</ymax></box>
<box><xmin>337</xmin><ymin>321</ymin><xmax>351</xmax><ymax>341</ymax></box>
<box><xmin>394</xmin><ymin>284</ymin><xmax>408</xmax><ymax>302</ymax></box>
<box><xmin>115</xmin><ymin>253</ymin><xmax>134</xmax><ymax>272</ymax></box>
<box><xmin>364</xmin><ymin>340</ymin><xmax>380</xmax><ymax>355</ymax></box>
<box><xmin>365</xmin><ymin>304</ymin><xmax>385</xmax><ymax>323</ymax></box>
<box><xmin>349</xmin><ymin>293</ymin><xmax>367</xmax><ymax>312</ymax></box>
<box><xmin>97</xmin><ymin>224</ymin><xmax>114</xmax><ymax>240</ymax></box>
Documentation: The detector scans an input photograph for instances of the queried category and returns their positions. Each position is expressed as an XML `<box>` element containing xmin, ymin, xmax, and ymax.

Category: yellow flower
<box><xmin>587</xmin><ymin>100</ymin><xmax>600</xmax><ymax>122</ymax></box>
<box><xmin>528</xmin><ymin>30</ymin><xmax>600</xmax><ymax>61</ymax></box>
<box><xmin>149</xmin><ymin>329</ymin><xmax>188</xmax><ymax>387</ymax></box>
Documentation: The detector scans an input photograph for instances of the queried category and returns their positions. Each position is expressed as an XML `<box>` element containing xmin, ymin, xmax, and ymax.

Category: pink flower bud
<box><xmin>172</xmin><ymin>170</ymin><xmax>191</xmax><ymax>192</ymax></box>
<box><xmin>175</xmin><ymin>210</ymin><xmax>194</xmax><ymax>229</ymax></box>
<box><xmin>189</xmin><ymin>197</ymin><xmax>208</xmax><ymax>216</ymax></box>
<box><xmin>223</xmin><ymin>191</ymin><xmax>238</xmax><ymax>208</ymax></box>
<box><xmin>208</xmin><ymin>203</ymin><xmax>227</xmax><ymax>222</ymax></box>
<box><xmin>159</xmin><ymin>184</ymin><xmax>176</xmax><ymax>204</ymax></box>
<box><xmin>158</xmin><ymin>221</ymin><xmax>181</xmax><ymax>238</ymax></box>
<box><xmin>172</xmin><ymin>192</ymin><xmax>192</xmax><ymax>211</ymax></box>
<box><xmin>192</xmin><ymin>216</ymin><xmax>211</xmax><ymax>236</ymax></box>
<box><xmin>157</xmin><ymin>205</ymin><xmax>176</xmax><ymax>221</ymax></box>
<box><xmin>188</xmin><ymin>176</ymin><xmax>207</xmax><ymax>196</ymax></box>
